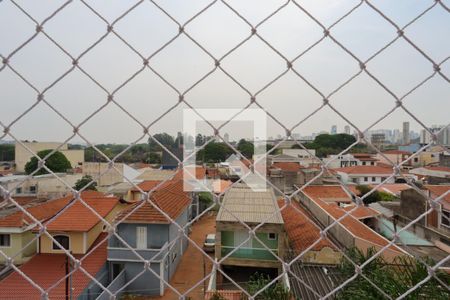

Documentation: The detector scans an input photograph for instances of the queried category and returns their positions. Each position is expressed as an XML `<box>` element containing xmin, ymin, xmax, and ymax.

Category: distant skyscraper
<box><xmin>402</xmin><ymin>122</ymin><xmax>410</xmax><ymax>144</ymax></box>
<box><xmin>224</xmin><ymin>133</ymin><xmax>229</xmax><ymax>143</ymax></box>
<box><xmin>344</xmin><ymin>125</ymin><xmax>350</xmax><ymax>135</ymax></box>
<box><xmin>331</xmin><ymin>125</ymin><xmax>337</xmax><ymax>135</ymax></box>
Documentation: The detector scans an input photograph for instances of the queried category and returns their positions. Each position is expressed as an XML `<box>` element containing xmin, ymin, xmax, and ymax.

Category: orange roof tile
<box><xmin>213</xmin><ymin>179</ymin><xmax>233</xmax><ymax>194</ymax></box>
<box><xmin>131</xmin><ymin>180</ymin><xmax>162</xmax><ymax>192</ymax></box>
<box><xmin>0</xmin><ymin>196</ymin><xmax>71</xmax><ymax>228</ymax></box>
<box><xmin>333</xmin><ymin>165</ymin><xmax>393</xmax><ymax>175</ymax></box>
<box><xmin>278</xmin><ymin>199</ymin><xmax>336</xmax><ymax>253</ymax></box>
<box><xmin>342</xmin><ymin>205</ymin><xmax>381</xmax><ymax>219</ymax></box>
<box><xmin>44</xmin><ymin>196</ymin><xmax>118</xmax><ymax>232</ymax></box>
<box><xmin>117</xmin><ymin>180</ymin><xmax>191</xmax><ymax>224</ymax></box>
<box><xmin>425</xmin><ymin>185</ymin><xmax>450</xmax><ymax>204</ymax></box>
<box><xmin>0</xmin><ymin>233</ymin><xmax>108</xmax><ymax>299</ymax></box>
<box><xmin>302</xmin><ymin>187</ymin><xmax>403</xmax><ymax>253</ymax></box>
<box><xmin>271</xmin><ymin>162</ymin><xmax>303</xmax><ymax>172</ymax></box>
<box><xmin>174</xmin><ymin>166</ymin><xmax>207</xmax><ymax>180</ymax></box>
<box><xmin>302</xmin><ymin>185</ymin><xmax>352</xmax><ymax>203</ymax></box>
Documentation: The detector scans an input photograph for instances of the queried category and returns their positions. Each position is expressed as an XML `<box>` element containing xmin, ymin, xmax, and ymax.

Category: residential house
<box><xmin>298</xmin><ymin>185</ymin><xmax>406</xmax><ymax>261</ymax></box>
<box><xmin>277</xmin><ymin>199</ymin><xmax>341</xmax><ymax>264</ymax></box>
<box><xmin>0</xmin><ymin>191</ymin><xmax>124</xmax><ymax>299</ymax></box>
<box><xmin>104</xmin><ymin>180</ymin><xmax>191</xmax><ymax>297</ymax></box>
<box><xmin>215</xmin><ymin>184</ymin><xmax>286</xmax><ymax>272</ymax></box>
<box><xmin>0</xmin><ymin>196</ymin><xmax>70</xmax><ymax>265</ymax></box>
<box><xmin>409</xmin><ymin>166</ymin><xmax>450</xmax><ymax>184</ymax></box>
<box><xmin>269</xmin><ymin>162</ymin><xmax>321</xmax><ymax>194</ymax></box>
<box><xmin>324</xmin><ymin>153</ymin><xmax>378</xmax><ymax>169</ymax></box>
<box><xmin>333</xmin><ymin>165</ymin><xmax>395</xmax><ymax>185</ymax></box>
<box><xmin>399</xmin><ymin>185</ymin><xmax>450</xmax><ymax>236</ymax></box>
<box><xmin>375</xmin><ymin>150</ymin><xmax>412</xmax><ymax>169</ymax></box>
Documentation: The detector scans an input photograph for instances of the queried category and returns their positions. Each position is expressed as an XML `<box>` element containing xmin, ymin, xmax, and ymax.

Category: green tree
<box><xmin>73</xmin><ymin>175</ymin><xmax>97</xmax><ymax>191</ymax></box>
<box><xmin>237</xmin><ymin>139</ymin><xmax>254</xmax><ymax>159</ymax></box>
<box><xmin>24</xmin><ymin>149</ymin><xmax>72</xmax><ymax>175</ymax></box>
<box><xmin>0</xmin><ymin>144</ymin><xmax>15</xmax><ymax>161</ymax></box>
<box><xmin>246</xmin><ymin>273</ymin><xmax>291</xmax><ymax>300</ymax></box>
<box><xmin>356</xmin><ymin>185</ymin><xmax>382</xmax><ymax>205</ymax></box>
<box><xmin>199</xmin><ymin>142</ymin><xmax>233</xmax><ymax>162</ymax></box>
<box><xmin>306</xmin><ymin>133</ymin><xmax>357</xmax><ymax>157</ymax></box>
<box><xmin>148</xmin><ymin>133</ymin><xmax>175</xmax><ymax>151</ymax></box>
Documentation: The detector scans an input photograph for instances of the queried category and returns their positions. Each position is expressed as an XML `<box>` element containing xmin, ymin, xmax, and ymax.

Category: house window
<box><xmin>136</xmin><ymin>226</ymin><xmax>147</xmax><ymax>249</ymax></box>
<box><xmin>372</xmin><ymin>177</ymin><xmax>376</xmax><ymax>182</ymax></box>
<box><xmin>15</xmin><ymin>187</ymin><xmax>22</xmax><ymax>194</ymax></box>
<box><xmin>29</xmin><ymin>185</ymin><xmax>37</xmax><ymax>193</ymax></box>
<box><xmin>364</xmin><ymin>177</ymin><xmax>368</xmax><ymax>182</ymax></box>
<box><xmin>52</xmin><ymin>235</ymin><xmax>70</xmax><ymax>250</ymax></box>
<box><xmin>442</xmin><ymin>209</ymin><xmax>450</xmax><ymax>228</ymax></box>
<box><xmin>414</xmin><ymin>157</ymin><xmax>418</xmax><ymax>162</ymax></box>
<box><xmin>352</xmin><ymin>178</ymin><xmax>358</xmax><ymax>183</ymax></box>
<box><xmin>0</xmin><ymin>234</ymin><xmax>11</xmax><ymax>247</ymax></box>
<box><xmin>370</xmin><ymin>162</ymin><xmax>374</xmax><ymax>166</ymax></box>
<box><xmin>381</xmin><ymin>177</ymin><xmax>387</xmax><ymax>182</ymax></box>
<box><xmin>268</xmin><ymin>233</ymin><xmax>277</xmax><ymax>240</ymax></box>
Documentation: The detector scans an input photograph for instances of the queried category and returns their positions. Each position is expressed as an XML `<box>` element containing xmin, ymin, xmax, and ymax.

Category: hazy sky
<box><xmin>1</xmin><ymin>0</ymin><xmax>449</xmax><ymax>144</ymax></box>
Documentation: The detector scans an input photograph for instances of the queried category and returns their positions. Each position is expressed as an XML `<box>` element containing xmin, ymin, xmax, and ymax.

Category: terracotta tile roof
<box><xmin>174</xmin><ymin>166</ymin><xmax>207</xmax><ymax>180</ymax></box>
<box><xmin>425</xmin><ymin>185</ymin><xmax>450</xmax><ymax>204</ymax></box>
<box><xmin>423</xmin><ymin>166</ymin><xmax>450</xmax><ymax>173</ymax></box>
<box><xmin>342</xmin><ymin>205</ymin><xmax>381</xmax><ymax>219</ymax></box>
<box><xmin>333</xmin><ymin>165</ymin><xmax>393</xmax><ymax>175</ymax></box>
<box><xmin>383</xmin><ymin>150</ymin><xmax>412</xmax><ymax>155</ymax></box>
<box><xmin>117</xmin><ymin>180</ymin><xmax>191</xmax><ymax>224</ymax></box>
<box><xmin>212</xmin><ymin>179</ymin><xmax>233</xmax><ymax>194</ymax></box>
<box><xmin>44</xmin><ymin>195</ymin><xmax>119</xmax><ymax>232</ymax></box>
<box><xmin>278</xmin><ymin>199</ymin><xmax>336</xmax><ymax>253</ymax></box>
<box><xmin>0</xmin><ymin>195</ymin><xmax>38</xmax><ymax>207</ymax></box>
<box><xmin>0</xmin><ymin>196</ymin><xmax>71</xmax><ymax>228</ymax></box>
<box><xmin>271</xmin><ymin>162</ymin><xmax>303</xmax><ymax>172</ymax></box>
<box><xmin>302</xmin><ymin>185</ymin><xmax>352</xmax><ymax>203</ymax></box>
<box><xmin>0</xmin><ymin>233</ymin><xmax>108</xmax><ymax>299</ymax></box>
<box><xmin>131</xmin><ymin>180</ymin><xmax>162</xmax><ymax>192</ymax></box>
<box><xmin>302</xmin><ymin>187</ymin><xmax>403</xmax><ymax>254</ymax></box>
<box><xmin>375</xmin><ymin>183</ymin><xmax>411</xmax><ymax>195</ymax></box>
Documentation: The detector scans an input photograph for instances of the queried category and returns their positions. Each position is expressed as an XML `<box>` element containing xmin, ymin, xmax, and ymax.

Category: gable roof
<box><xmin>333</xmin><ymin>165</ymin><xmax>393</xmax><ymax>175</ymax></box>
<box><xmin>0</xmin><ymin>196</ymin><xmax>71</xmax><ymax>228</ymax></box>
<box><xmin>271</xmin><ymin>162</ymin><xmax>303</xmax><ymax>172</ymax></box>
<box><xmin>302</xmin><ymin>187</ymin><xmax>403</xmax><ymax>254</ymax></box>
<box><xmin>0</xmin><ymin>233</ymin><xmax>108</xmax><ymax>299</ymax></box>
<box><xmin>131</xmin><ymin>180</ymin><xmax>162</xmax><ymax>192</ymax></box>
<box><xmin>425</xmin><ymin>185</ymin><xmax>450</xmax><ymax>204</ymax></box>
<box><xmin>217</xmin><ymin>185</ymin><xmax>283</xmax><ymax>224</ymax></box>
<box><xmin>302</xmin><ymin>185</ymin><xmax>353</xmax><ymax>203</ymax></box>
<box><xmin>117</xmin><ymin>180</ymin><xmax>191</xmax><ymax>224</ymax></box>
<box><xmin>278</xmin><ymin>199</ymin><xmax>336</xmax><ymax>253</ymax></box>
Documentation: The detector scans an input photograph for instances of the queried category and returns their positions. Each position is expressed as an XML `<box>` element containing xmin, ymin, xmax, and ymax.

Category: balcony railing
<box><xmin>221</xmin><ymin>246</ymin><xmax>278</xmax><ymax>261</ymax></box>
<box><xmin>107</xmin><ymin>242</ymin><xmax>168</xmax><ymax>262</ymax></box>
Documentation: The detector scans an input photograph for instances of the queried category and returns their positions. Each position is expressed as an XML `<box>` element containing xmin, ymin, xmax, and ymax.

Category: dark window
<box><xmin>0</xmin><ymin>234</ymin><xmax>11</xmax><ymax>247</ymax></box>
<box><xmin>442</xmin><ymin>210</ymin><xmax>450</xmax><ymax>228</ymax></box>
<box><xmin>364</xmin><ymin>177</ymin><xmax>368</xmax><ymax>182</ymax></box>
<box><xmin>15</xmin><ymin>187</ymin><xmax>22</xmax><ymax>194</ymax></box>
<box><xmin>362</xmin><ymin>162</ymin><xmax>366</xmax><ymax>166</ymax></box>
<box><xmin>53</xmin><ymin>235</ymin><xmax>70</xmax><ymax>250</ymax></box>
<box><xmin>268</xmin><ymin>233</ymin><xmax>277</xmax><ymax>240</ymax></box>
<box><xmin>29</xmin><ymin>186</ymin><xmax>37</xmax><ymax>193</ymax></box>
<box><xmin>372</xmin><ymin>177</ymin><xmax>376</xmax><ymax>182</ymax></box>
<box><xmin>381</xmin><ymin>177</ymin><xmax>387</xmax><ymax>182</ymax></box>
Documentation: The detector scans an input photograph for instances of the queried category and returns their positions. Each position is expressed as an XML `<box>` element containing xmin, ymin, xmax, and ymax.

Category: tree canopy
<box><xmin>303</xmin><ymin>133</ymin><xmax>358</xmax><ymax>157</ymax></box>
<box><xmin>237</xmin><ymin>139</ymin><xmax>254</xmax><ymax>159</ymax></box>
<box><xmin>24</xmin><ymin>149</ymin><xmax>72</xmax><ymax>175</ymax></box>
<box><xmin>73</xmin><ymin>175</ymin><xmax>97</xmax><ymax>191</ymax></box>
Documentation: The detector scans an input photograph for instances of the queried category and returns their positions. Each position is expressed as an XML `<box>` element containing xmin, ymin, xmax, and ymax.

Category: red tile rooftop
<box><xmin>302</xmin><ymin>186</ymin><xmax>403</xmax><ymax>254</ymax></box>
<box><xmin>0</xmin><ymin>233</ymin><xmax>108</xmax><ymax>300</ymax></box>
<box><xmin>131</xmin><ymin>180</ymin><xmax>163</xmax><ymax>192</ymax></box>
<box><xmin>117</xmin><ymin>180</ymin><xmax>191</xmax><ymax>224</ymax></box>
<box><xmin>332</xmin><ymin>165</ymin><xmax>393</xmax><ymax>175</ymax></box>
<box><xmin>271</xmin><ymin>162</ymin><xmax>303</xmax><ymax>172</ymax></box>
<box><xmin>341</xmin><ymin>205</ymin><xmax>381</xmax><ymax>219</ymax></box>
<box><xmin>44</xmin><ymin>196</ymin><xmax>118</xmax><ymax>232</ymax></box>
<box><xmin>425</xmin><ymin>185</ymin><xmax>450</xmax><ymax>204</ymax></box>
<box><xmin>278</xmin><ymin>199</ymin><xmax>336</xmax><ymax>253</ymax></box>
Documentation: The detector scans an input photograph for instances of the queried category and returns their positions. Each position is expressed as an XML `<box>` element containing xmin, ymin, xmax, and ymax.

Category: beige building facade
<box><xmin>15</xmin><ymin>142</ymin><xmax>84</xmax><ymax>173</ymax></box>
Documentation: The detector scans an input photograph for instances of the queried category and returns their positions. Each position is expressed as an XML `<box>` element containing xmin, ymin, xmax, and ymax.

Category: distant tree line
<box><xmin>292</xmin><ymin>133</ymin><xmax>367</xmax><ymax>157</ymax></box>
<box><xmin>0</xmin><ymin>144</ymin><xmax>15</xmax><ymax>161</ymax></box>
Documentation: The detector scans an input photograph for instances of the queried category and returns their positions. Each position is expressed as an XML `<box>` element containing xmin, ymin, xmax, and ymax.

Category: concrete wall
<box><xmin>302</xmin><ymin>247</ymin><xmax>341</xmax><ymax>265</ymax></box>
<box><xmin>40</xmin><ymin>232</ymin><xmax>84</xmax><ymax>254</ymax></box>
<box><xmin>15</xmin><ymin>142</ymin><xmax>84</xmax><ymax>173</ymax></box>
<box><xmin>0</xmin><ymin>231</ymin><xmax>36</xmax><ymax>265</ymax></box>
<box><xmin>400</xmin><ymin>189</ymin><xmax>427</xmax><ymax>226</ymax></box>
<box><xmin>82</xmin><ymin>162</ymin><xmax>124</xmax><ymax>187</ymax></box>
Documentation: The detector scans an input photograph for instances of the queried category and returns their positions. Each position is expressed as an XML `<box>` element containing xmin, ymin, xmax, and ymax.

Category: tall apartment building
<box><xmin>344</xmin><ymin>125</ymin><xmax>350</xmax><ymax>135</ymax></box>
<box><xmin>402</xmin><ymin>122</ymin><xmax>410</xmax><ymax>144</ymax></box>
<box><xmin>330</xmin><ymin>125</ymin><xmax>337</xmax><ymax>135</ymax></box>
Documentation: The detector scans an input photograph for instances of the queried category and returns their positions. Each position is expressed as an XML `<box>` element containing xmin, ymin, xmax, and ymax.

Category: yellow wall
<box><xmin>0</xmin><ymin>231</ymin><xmax>37</xmax><ymax>265</ymax></box>
<box><xmin>40</xmin><ymin>232</ymin><xmax>84</xmax><ymax>254</ymax></box>
<box><xmin>40</xmin><ymin>202</ymin><xmax>127</xmax><ymax>254</ymax></box>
